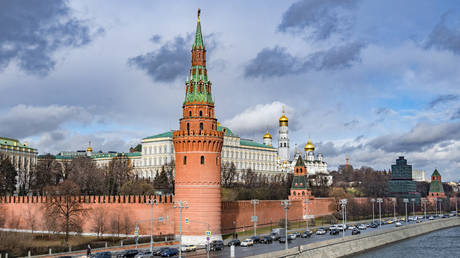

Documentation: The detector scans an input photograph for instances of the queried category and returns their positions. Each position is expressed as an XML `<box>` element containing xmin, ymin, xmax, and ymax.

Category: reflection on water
<box><xmin>353</xmin><ymin>226</ymin><xmax>460</xmax><ymax>258</ymax></box>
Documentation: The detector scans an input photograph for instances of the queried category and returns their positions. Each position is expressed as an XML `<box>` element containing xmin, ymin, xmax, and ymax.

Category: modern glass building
<box><xmin>388</xmin><ymin>156</ymin><xmax>421</xmax><ymax>200</ymax></box>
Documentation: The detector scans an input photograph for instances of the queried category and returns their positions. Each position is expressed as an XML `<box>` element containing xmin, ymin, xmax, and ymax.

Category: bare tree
<box><xmin>109</xmin><ymin>210</ymin><xmax>122</xmax><ymax>237</ymax></box>
<box><xmin>67</xmin><ymin>157</ymin><xmax>105</xmax><ymax>195</ymax></box>
<box><xmin>32</xmin><ymin>155</ymin><xmax>62</xmax><ymax>194</ymax></box>
<box><xmin>91</xmin><ymin>208</ymin><xmax>106</xmax><ymax>239</ymax></box>
<box><xmin>105</xmin><ymin>155</ymin><xmax>133</xmax><ymax>195</ymax></box>
<box><xmin>221</xmin><ymin>162</ymin><xmax>236</xmax><ymax>187</ymax></box>
<box><xmin>0</xmin><ymin>154</ymin><xmax>18</xmax><ymax>195</ymax></box>
<box><xmin>43</xmin><ymin>180</ymin><xmax>88</xmax><ymax>245</ymax></box>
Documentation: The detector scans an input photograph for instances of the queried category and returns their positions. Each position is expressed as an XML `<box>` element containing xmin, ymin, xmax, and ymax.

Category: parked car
<box><xmin>153</xmin><ymin>248</ymin><xmax>170</xmax><ymax>256</ymax></box>
<box><xmin>160</xmin><ymin>248</ymin><xmax>178</xmax><ymax>257</ymax></box>
<box><xmin>316</xmin><ymin>228</ymin><xmax>327</xmax><ymax>235</ymax></box>
<box><xmin>117</xmin><ymin>249</ymin><xmax>139</xmax><ymax>258</ymax></box>
<box><xmin>301</xmin><ymin>230</ymin><xmax>313</xmax><ymax>238</ymax></box>
<box><xmin>329</xmin><ymin>225</ymin><xmax>337</xmax><ymax>231</ymax></box>
<box><xmin>352</xmin><ymin>229</ymin><xmax>360</xmax><ymax>235</ymax></box>
<box><xmin>181</xmin><ymin>245</ymin><xmax>197</xmax><ymax>252</ymax></box>
<box><xmin>250</xmin><ymin>235</ymin><xmax>261</xmax><ymax>244</ymax></box>
<box><xmin>330</xmin><ymin>229</ymin><xmax>340</xmax><ymax>235</ymax></box>
<box><xmin>395</xmin><ymin>222</ymin><xmax>402</xmax><ymax>227</ymax></box>
<box><xmin>92</xmin><ymin>252</ymin><xmax>111</xmax><ymax>258</ymax></box>
<box><xmin>429</xmin><ymin>216</ymin><xmax>435</xmax><ymax>220</ymax></box>
<box><xmin>241</xmin><ymin>239</ymin><xmax>254</xmax><ymax>247</ymax></box>
<box><xmin>210</xmin><ymin>240</ymin><xmax>224</xmax><ymax>251</ymax></box>
<box><xmin>134</xmin><ymin>251</ymin><xmax>153</xmax><ymax>258</ymax></box>
<box><xmin>293</xmin><ymin>232</ymin><xmax>301</xmax><ymax>238</ymax></box>
<box><xmin>369</xmin><ymin>223</ymin><xmax>378</xmax><ymax>228</ymax></box>
<box><xmin>278</xmin><ymin>236</ymin><xmax>292</xmax><ymax>243</ymax></box>
<box><xmin>260</xmin><ymin>236</ymin><xmax>273</xmax><ymax>244</ymax></box>
<box><xmin>288</xmin><ymin>233</ymin><xmax>296</xmax><ymax>240</ymax></box>
<box><xmin>228</xmin><ymin>239</ymin><xmax>241</xmax><ymax>246</ymax></box>
<box><xmin>348</xmin><ymin>225</ymin><xmax>356</xmax><ymax>230</ymax></box>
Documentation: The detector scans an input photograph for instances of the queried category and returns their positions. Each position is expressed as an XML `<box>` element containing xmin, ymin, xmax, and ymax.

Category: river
<box><xmin>354</xmin><ymin>226</ymin><xmax>460</xmax><ymax>258</ymax></box>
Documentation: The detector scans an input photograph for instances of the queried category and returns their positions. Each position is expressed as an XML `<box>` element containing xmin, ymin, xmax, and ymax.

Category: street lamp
<box><xmin>421</xmin><ymin>198</ymin><xmax>427</xmax><ymax>220</ymax></box>
<box><xmin>304</xmin><ymin>199</ymin><xmax>310</xmax><ymax>232</ymax></box>
<box><xmin>251</xmin><ymin>199</ymin><xmax>259</xmax><ymax>236</ymax></box>
<box><xmin>403</xmin><ymin>198</ymin><xmax>409</xmax><ymax>224</ymax></box>
<box><xmin>455</xmin><ymin>197</ymin><xmax>458</xmax><ymax>216</ymax></box>
<box><xmin>377</xmin><ymin>198</ymin><xmax>383</xmax><ymax>229</ymax></box>
<box><xmin>340</xmin><ymin>199</ymin><xmax>348</xmax><ymax>238</ymax></box>
<box><xmin>435</xmin><ymin>197</ymin><xmax>438</xmax><ymax>216</ymax></box>
<box><xmin>174</xmin><ymin>200</ymin><xmax>188</xmax><ymax>258</ymax></box>
<box><xmin>392</xmin><ymin>198</ymin><xmax>396</xmax><ymax>221</ymax></box>
<box><xmin>411</xmin><ymin>198</ymin><xmax>416</xmax><ymax>218</ymax></box>
<box><xmin>147</xmin><ymin>199</ymin><xmax>158</xmax><ymax>252</ymax></box>
<box><xmin>438</xmin><ymin>198</ymin><xmax>442</xmax><ymax>215</ymax></box>
<box><xmin>281</xmin><ymin>200</ymin><xmax>291</xmax><ymax>250</ymax></box>
<box><xmin>370</xmin><ymin>198</ymin><xmax>376</xmax><ymax>223</ymax></box>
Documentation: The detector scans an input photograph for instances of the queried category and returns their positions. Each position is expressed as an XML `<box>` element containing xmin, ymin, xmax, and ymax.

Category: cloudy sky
<box><xmin>1</xmin><ymin>0</ymin><xmax>459</xmax><ymax>180</ymax></box>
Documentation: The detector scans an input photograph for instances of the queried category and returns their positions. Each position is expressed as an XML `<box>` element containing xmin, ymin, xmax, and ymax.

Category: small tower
<box><xmin>428</xmin><ymin>169</ymin><xmax>446</xmax><ymax>198</ymax></box>
<box><xmin>86</xmin><ymin>141</ymin><xmax>93</xmax><ymax>157</ymax></box>
<box><xmin>263</xmin><ymin>131</ymin><xmax>272</xmax><ymax>146</ymax></box>
<box><xmin>304</xmin><ymin>139</ymin><xmax>315</xmax><ymax>161</ymax></box>
<box><xmin>278</xmin><ymin>106</ymin><xmax>290</xmax><ymax>162</ymax></box>
<box><xmin>289</xmin><ymin>156</ymin><xmax>313</xmax><ymax>200</ymax></box>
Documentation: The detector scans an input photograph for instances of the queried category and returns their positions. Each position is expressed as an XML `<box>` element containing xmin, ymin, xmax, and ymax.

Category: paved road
<box><xmin>182</xmin><ymin>218</ymin><xmax>440</xmax><ymax>258</ymax></box>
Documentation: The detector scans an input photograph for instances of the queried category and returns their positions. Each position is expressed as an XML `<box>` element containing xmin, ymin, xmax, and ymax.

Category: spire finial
<box><xmin>282</xmin><ymin>105</ymin><xmax>285</xmax><ymax>114</ymax></box>
<box><xmin>198</xmin><ymin>8</ymin><xmax>201</xmax><ymax>22</ymax></box>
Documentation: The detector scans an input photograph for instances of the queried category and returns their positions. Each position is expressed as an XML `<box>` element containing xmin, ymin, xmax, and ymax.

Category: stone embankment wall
<box><xmin>249</xmin><ymin>217</ymin><xmax>460</xmax><ymax>258</ymax></box>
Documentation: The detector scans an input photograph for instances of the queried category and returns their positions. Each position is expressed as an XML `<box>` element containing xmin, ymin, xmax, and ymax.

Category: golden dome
<box><xmin>263</xmin><ymin>132</ymin><xmax>272</xmax><ymax>139</ymax></box>
<box><xmin>279</xmin><ymin>114</ymin><xmax>288</xmax><ymax>123</ymax></box>
<box><xmin>304</xmin><ymin>139</ymin><xmax>315</xmax><ymax>152</ymax></box>
<box><xmin>87</xmin><ymin>146</ymin><xmax>93</xmax><ymax>152</ymax></box>
<box><xmin>217</xmin><ymin>122</ymin><xmax>221</xmax><ymax>127</ymax></box>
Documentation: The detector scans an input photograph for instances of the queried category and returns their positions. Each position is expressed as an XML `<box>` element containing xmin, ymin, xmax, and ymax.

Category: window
<box><xmin>216</xmin><ymin>157</ymin><xmax>219</xmax><ymax>165</ymax></box>
<box><xmin>184</xmin><ymin>156</ymin><xmax>187</xmax><ymax>165</ymax></box>
<box><xmin>199</xmin><ymin>110</ymin><xmax>203</xmax><ymax>117</ymax></box>
<box><xmin>201</xmin><ymin>156</ymin><xmax>205</xmax><ymax>164</ymax></box>
<box><xmin>189</xmin><ymin>111</ymin><xmax>192</xmax><ymax>117</ymax></box>
<box><xmin>200</xmin><ymin>122</ymin><xmax>203</xmax><ymax>130</ymax></box>
<box><xmin>187</xmin><ymin>123</ymin><xmax>190</xmax><ymax>132</ymax></box>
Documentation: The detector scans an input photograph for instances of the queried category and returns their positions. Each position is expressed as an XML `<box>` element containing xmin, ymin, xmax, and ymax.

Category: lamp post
<box><xmin>411</xmin><ymin>198</ymin><xmax>416</xmax><ymax>219</ymax></box>
<box><xmin>455</xmin><ymin>197</ymin><xmax>458</xmax><ymax>216</ymax></box>
<box><xmin>340</xmin><ymin>199</ymin><xmax>348</xmax><ymax>238</ymax></box>
<box><xmin>377</xmin><ymin>198</ymin><xmax>383</xmax><ymax>229</ymax></box>
<box><xmin>392</xmin><ymin>198</ymin><xmax>396</xmax><ymax>221</ymax></box>
<box><xmin>421</xmin><ymin>198</ymin><xmax>427</xmax><ymax>220</ymax></box>
<box><xmin>251</xmin><ymin>199</ymin><xmax>259</xmax><ymax>236</ymax></box>
<box><xmin>281</xmin><ymin>200</ymin><xmax>291</xmax><ymax>250</ymax></box>
<box><xmin>371</xmin><ymin>198</ymin><xmax>375</xmax><ymax>223</ymax></box>
<box><xmin>435</xmin><ymin>197</ymin><xmax>438</xmax><ymax>216</ymax></box>
<box><xmin>403</xmin><ymin>198</ymin><xmax>409</xmax><ymax>224</ymax></box>
<box><xmin>438</xmin><ymin>199</ymin><xmax>442</xmax><ymax>215</ymax></box>
<box><xmin>304</xmin><ymin>199</ymin><xmax>310</xmax><ymax>232</ymax></box>
<box><xmin>174</xmin><ymin>200</ymin><xmax>188</xmax><ymax>258</ymax></box>
<box><xmin>147</xmin><ymin>199</ymin><xmax>158</xmax><ymax>252</ymax></box>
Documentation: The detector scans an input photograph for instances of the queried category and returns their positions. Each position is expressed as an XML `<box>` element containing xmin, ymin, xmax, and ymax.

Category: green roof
<box><xmin>240</xmin><ymin>139</ymin><xmax>274</xmax><ymax>149</ymax></box>
<box><xmin>291</xmin><ymin>175</ymin><xmax>309</xmax><ymax>190</ymax></box>
<box><xmin>0</xmin><ymin>137</ymin><xmax>35</xmax><ymax>150</ymax></box>
<box><xmin>217</xmin><ymin>125</ymin><xmax>234</xmax><ymax>136</ymax></box>
<box><xmin>193</xmin><ymin>17</ymin><xmax>204</xmax><ymax>48</ymax></box>
<box><xmin>432</xmin><ymin>169</ymin><xmax>441</xmax><ymax>177</ymax></box>
<box><xmin>295</xmin><ymin>156</ymin><xmax>305</xmax><ymax>167</ymax></box>
<box><xmin>125</xmin><ymin>152</ymin><xmax>141</xmax><ymax>157</ymax></box>
<box><xmin>429</xmin><ymin>180</ymin><xmax>444</xmax><ymax>193</ymax></box>
<box><xmin>143</xmin><ymin>131</ymin><xmax>174</xmax><ymax>140</ymax></box>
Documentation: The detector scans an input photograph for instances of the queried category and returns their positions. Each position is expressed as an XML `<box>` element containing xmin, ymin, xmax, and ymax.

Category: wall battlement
<box><xmin>0</xmin><ymin>194</ymin><xmax>173</xmax><ymax>204</ymax></box>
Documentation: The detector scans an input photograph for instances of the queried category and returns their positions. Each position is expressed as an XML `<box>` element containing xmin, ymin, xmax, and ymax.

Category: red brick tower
<box><xmin>172</xmin><ymin>9</ymin><xmax>224</xmax><ymax>244</ymax></box>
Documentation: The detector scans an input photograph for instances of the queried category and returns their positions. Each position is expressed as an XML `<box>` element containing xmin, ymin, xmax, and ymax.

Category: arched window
<box><xmin>302</xmin><ymin>191</ymin><xmax>305</xmax><ymax>196</ymax></box>
<box><xmin>200</xmin><ymin>122</ymin><xmax>203</xmax><ymax>130</ymax></box>
<box><xmin>184</xmin><ymin>156</ymin><xmax>187</xmax><ymax>165</ymax></box>
<box><xmin>201</xmin><ymin>156</ymin><xmax>205</xmax><ymax>164</ymax></box>
<box><xmin>189</xmin><ymin>111</ymin><xmax>192</xmax><ymax>117</ymax></box>
<box><xmin>199</xmin><ymin>110</ymin><xmax>203</xmax><ymax>117</ymax></box>
<box><xmin>187</xmin><ymin>123</ymin><xmax>190</xmax><ymax>132</ymax></box>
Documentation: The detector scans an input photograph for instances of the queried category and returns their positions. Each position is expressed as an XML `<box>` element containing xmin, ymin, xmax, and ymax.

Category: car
<box><xmin>278</xmin><ymin>236</ymin><xmax>292</xmax><ymax>243</ymax></box>
<box><xmin>152</xmin><ymin>248</ymin><xmax>170</xmax><ymax>256</ymax></box>
<box><xmin>330</xmin><ymin>229</ymin><xmax>340</xmax><ymax>235</ymax></box>
<box><xmin>181</xmin><ymin>245</ymin><xmax>197</xmax><ymax>252</ymax></box>
<box><xmin>260</xmin><ymin>236</ymin><xmax>273</xmax><ymax>244</ymax></box>
<box><xmin>227</xmin><ymin>239</ymin><xmax>241</xmax><ymax>246</ymax></box>
<box><xmin>369</xmin><ymin>223</ymin><xmax>378</xmax><ymax>228</ymax></box>
<box><xmin>293</xmin><ymin>232</ymin><xmax>301</xmax><ymax>238</ymax></box>
<box><xmin>348</xmin><ymin>225</ymin><xmax>356</xmax><ymax>230</ymax></box>
<box><xmin>160</xmin><ymin>248</ymin><xmax>178</xmax><ymax>257</ymax></box>
<box><xmin>250</xmin><ymin>235</ymin><xmax>260</xmax><ymax>244</ymax></box>
<box><xmin>117</xmin><ymin>250</ymin><xmax>139</xmax><ymax>258</ymax></box>
<box><xmin>357</xmin><ymin>224</ymin><xmax>367</xmax><ymax>230</ymax></box>
<box><xmin>395</xmin><ymin>222</ymin><xmax>402</xmax><ymax>227</ymax></box>
<box><xmin>351</xmin><ymin>229</ymin><xmax>360</xmax><ymax>235</ymax></box>
<box><xmin>134</xmin><ymin>251</ymin><xmax>153</xmax><ymax>258</ymax></box>
<box><xmin>92</xmin><ymin>252</ymin><xmax>112</xmax><ymax>258</ymax></box>
<box><xmin>270</xmin><ymin>232</ymin><xmax>280</xmax><ymax>240</ymax></box>
<box><xmin>429</xmin><ymin>216</ymin><xmax>434</xmax><ymax>220</ymax></box>
<box><xmin>288</xmin><ymin>233</ymin><xmax>296</xmax><ymax>240</ymax></box>
<box><xmin>386</xmin><ymin>220</ymin><xmax>394</xmax><ymax>224</ymax></box>
<box><xmin>301</xmin><ymin>230</ymin><xmax>313</xmax><ymax>238</ymax></box>
<box><xmin>316</xmin><ymin>228</ymin><xmax>327</xmax><ymax>235</ymax></box>
<box><xmin>209</xmin><ymin>240</ymin><xmax>224</xmax><ymax>251</ymax></box>
<box><xmin>329</xmin><ymin>225</ymin><xmax>337</xmax><ymax>231</ymax></box>
<box><xmin>241</xmin><ymin>239</ymin><xmax>254</xmax><ymax>247</ymax></box>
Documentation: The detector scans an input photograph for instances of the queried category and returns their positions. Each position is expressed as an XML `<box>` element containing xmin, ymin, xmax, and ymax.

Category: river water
<box><xmin>354</xmin><ymin>226</ymin><xmax>460</xmax><ymax>258</ymax></box>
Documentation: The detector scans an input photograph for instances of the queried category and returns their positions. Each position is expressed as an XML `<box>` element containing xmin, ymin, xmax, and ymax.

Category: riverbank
<box><xmin>248</xmin><ymin>217</ymin><xmax>460</xmax><ymax>257</ymax></box>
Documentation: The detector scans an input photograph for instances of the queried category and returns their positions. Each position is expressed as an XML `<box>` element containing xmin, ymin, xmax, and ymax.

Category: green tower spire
<box><xmin>193</xmin><ymin>8</ymin><xmax>204</xmax><ymax>49</ymax></box>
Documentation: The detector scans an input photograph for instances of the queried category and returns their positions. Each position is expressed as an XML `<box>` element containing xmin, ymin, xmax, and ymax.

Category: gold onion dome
<box><xmin>263</xmin><ymin>132</ymin><xmax>272</xmax><ymax>139</ymax></box>
<box><xmin>87</xmin><ymin>146</ymin><xmax>93</xmax><ymax>152</ymax></box>
<box><xmin>279</xmin><ymin>114</ymin><xmax>288</xmax><ymax>123</ymax></box>
<box><xmin>304</xmin><ymin>139</ymin><xmax>315</xmax><ymax>152</ymax></box>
